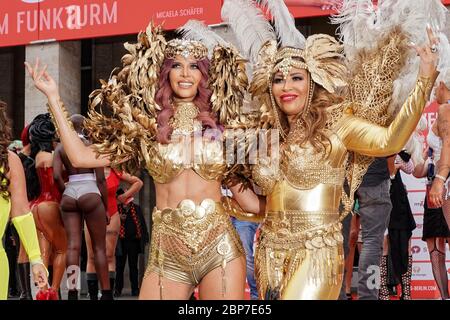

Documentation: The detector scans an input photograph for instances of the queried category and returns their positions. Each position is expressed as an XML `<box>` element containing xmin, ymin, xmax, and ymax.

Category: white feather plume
<box><xmin>177</xmin><ymin>20</ymin><xmax>229</xmax><ymax>57</ymax></box>
<box><xmin>330</xmin><ymin>0</ymin><xmax>377</xmax><ymax>58</ymax></box>
<box><xmin>256</xmin><ymin>0</ymin><xmax>305</xmax><ymax>48</ymax></box>
<box><xmin>433</xmin><ymin>9</ymin><xmax>450</xmax><ymax>91</ymax></box>
<box><xmin>221</xmin><ymin>0</ymin><xmax>275</xmax><ymax>64</ymax></box>
<box><xmin>332</xmin><ymin>0</ymin><xmax>449</xmax><ymax>115</ymax></box>
<box><xmin>404</xmin><ymin>115</ymin><xmax>427</xmax><ymax>166</ymax></box>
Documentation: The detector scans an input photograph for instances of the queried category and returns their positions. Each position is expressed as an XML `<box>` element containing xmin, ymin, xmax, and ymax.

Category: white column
<box><xmin>25</xmin><ymin>41</ymin><xmax>81</xmax><ymax>124</ymax></box>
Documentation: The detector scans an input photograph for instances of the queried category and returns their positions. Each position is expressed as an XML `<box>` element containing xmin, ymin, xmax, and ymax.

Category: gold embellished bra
<box><xmin>145</xmin><ymin>137</ymin><xmax>227</xmax><ymax>184</ymax></box>
<box><xmin>252</xmin><ymin>135</ymin><xmax>347</xmax><ymax>195</ymax></box>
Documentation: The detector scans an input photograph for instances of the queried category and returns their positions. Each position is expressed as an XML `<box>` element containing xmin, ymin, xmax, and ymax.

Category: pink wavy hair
<box><xmin>155</xmin><ymin>58</ymin><xmax>218</xmax><ymax>144</ymax></box>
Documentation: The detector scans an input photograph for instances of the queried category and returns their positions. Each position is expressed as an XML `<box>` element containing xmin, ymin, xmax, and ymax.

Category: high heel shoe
<box><xmin>36</xmin><ymin>287</ymin><xmax>59</xmax><ymax>300</ymax></box>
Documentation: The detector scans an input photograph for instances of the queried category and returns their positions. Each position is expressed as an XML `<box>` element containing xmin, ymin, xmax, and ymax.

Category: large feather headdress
<box><xmin>222</xmin><ymin>0</ymin><xmax>348</xmax><ymax>132</ymax></box>
<box><xmin>332</xmin><ymin>0</ymin><xmax>450</xmax><ymax>116</ymax></box>
<box><xmin>85</xmin><ymin>19</ymin><xmax>251</xmax><ymax>174</ymax></box>
<box><xmin>177</xmin><ymin>19</ymin><xmax>250</xmax><ymax>127</ymax></box>
<box><xmin>329</xmin><ymin>0</ymin><xmax>449</xmax><ymax>217</ymax></box>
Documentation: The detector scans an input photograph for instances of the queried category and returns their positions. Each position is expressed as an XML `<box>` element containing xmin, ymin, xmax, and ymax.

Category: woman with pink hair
<box><xmin>25</xmin><ymin>25</ymin><xmax>248</xmax><ymax>299</ymax></box>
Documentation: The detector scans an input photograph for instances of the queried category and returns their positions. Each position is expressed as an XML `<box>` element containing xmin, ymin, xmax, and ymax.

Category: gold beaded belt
<box><xmin>260</xmin><ymin>211</ymin><xmax>343</xmax><ymax>251</ymax></box>
<box><xmin>152</xmin><ymin>198</ymin><xmax>222</xmax><ymax>227</ymax></box>
<box><xmin>151</xmin><ymin>199</ymin><xmax>230</xmax><ymax>252</ymax></box>
<box><xmin>264</xmin><ymin>210</ymin><xmax>340</xmax><ymax>235</ymax></box>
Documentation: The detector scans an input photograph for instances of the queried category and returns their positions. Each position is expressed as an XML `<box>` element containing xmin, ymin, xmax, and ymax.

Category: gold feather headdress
<box><xmin>221</xmin><ymin>0</ymin><xmax>348</xmax><ymax>137</ymax></box>
<box><xmin>84</xmin><ymin>20</ymin><xmax>250</xmax><ymax>174</ymax></box>
<box><xmin>164</xmin><ymin>39</ymin><xmax>208</xmax><ymax>60</ymax></box>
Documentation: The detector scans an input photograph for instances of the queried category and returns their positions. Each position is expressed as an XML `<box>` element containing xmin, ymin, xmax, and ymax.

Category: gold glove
<box><xmin>11</xmin><ymin>212</ymin><xmax>42</xmax><ymax>264</ymax></box>
<box><xmin>221</xmin><ymin>196</ymin><xmax>264</xmax><ymax>223</ymax></box>
<box><xmin>338</xmin><ymin>76</ymin><xmax>434</xmax><ymax>156</ymax></box>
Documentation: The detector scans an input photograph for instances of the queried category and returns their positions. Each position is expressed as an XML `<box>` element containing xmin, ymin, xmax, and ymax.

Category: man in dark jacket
<box><xmin>114</xmin><ymin>188</ymin><xmax>149</xmax><ymax>297</ymax></box>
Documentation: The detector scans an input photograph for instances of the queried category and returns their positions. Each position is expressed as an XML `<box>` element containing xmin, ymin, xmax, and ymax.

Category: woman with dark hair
<box><xmin>24</xmin><ymin>113</ymin><xmax>67</xmax><ymax>298</ymax></box>
<box><xmin>0</xmin><ymin>101</ymin><xmax>48</xmax><ymax>300</ymax></box>
<box><xmin>25</xmin><ymin>23</ymin><xmax>249</xmax><ymax>299</ymax></box>
<box><xmin>221</xmin><ymin>0</ymin><xmax>441</xmax><ymax>299</ymax></box>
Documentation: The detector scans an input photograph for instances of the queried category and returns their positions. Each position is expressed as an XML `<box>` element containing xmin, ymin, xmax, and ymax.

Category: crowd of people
<box><xmin>2</xmin><ymin>114</ymin><xmax>146</xmax><ymax>300</ymax></box>
<box><xmin>1</xmin><ymin>0</ymin><xmax>450</xmax><ymax>300</ymax></box>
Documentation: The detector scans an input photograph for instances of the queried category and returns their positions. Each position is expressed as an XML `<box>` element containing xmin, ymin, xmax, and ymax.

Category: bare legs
<box><xmin>138</xmin><ymin>256</ymin><xmax>246</xmax><ymax>300</ymax></box>
<box><xmin>32</xmin><ymin>202</ymin><xmax>67</xmax><ymax>291</ymax></box>
<box><xmin>85</xmin><ymin>212</ymin><xmax>120</xmax><ymax>297</ymax></box>
<box><xmin>61</xmin><ymin>193</ymin><xmax>110</xmax><ymax>299</ymax></box>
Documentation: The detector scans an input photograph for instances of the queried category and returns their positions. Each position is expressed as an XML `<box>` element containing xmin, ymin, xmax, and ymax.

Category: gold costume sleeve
<box><xmin>337</xmin><ymin>76</ymin><xmax>433</xmax><ymax>157</ymax></box>
<box><xmin>12</xmin><ymin>212</ymin><xmax>42</xmax><ymax>263</ymax></box>
<box><xmin>222</xmin><ymin>196</ymin><xmax>265</xmax><ymax>223</ymax></box>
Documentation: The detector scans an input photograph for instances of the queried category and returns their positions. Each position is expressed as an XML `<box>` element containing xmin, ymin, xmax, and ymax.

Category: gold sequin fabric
<box><xmin>145</xmin><ymin>200</ymin><xmax>244</xmax><ymax>285</ymax></box>
<box><xmin>252</xmin><ymin>141</ymin><xmax>347</xmax><ymax>195</ymax></box>
<box><xmin>329</xmin><ymin>29</ymin><xmax>411</xmax><ymax>217</ymax></box>
<box><xmin>255</xmin><ymin>211</ymin><xmax>344</xmax><ymax>299</ymax></box>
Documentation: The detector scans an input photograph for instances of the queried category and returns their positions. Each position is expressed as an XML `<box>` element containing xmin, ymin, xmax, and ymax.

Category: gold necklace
<box><xmin>169</xmin><ymin>101</ymin><xmax>202</xmax><ymax>136</ymax></box>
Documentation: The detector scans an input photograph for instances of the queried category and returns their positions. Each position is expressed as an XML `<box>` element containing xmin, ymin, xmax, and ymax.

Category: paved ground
<box><xmin>7</xmin><ymin>289</ymin><xmax>139</xmax><ymax>300</ymax></box>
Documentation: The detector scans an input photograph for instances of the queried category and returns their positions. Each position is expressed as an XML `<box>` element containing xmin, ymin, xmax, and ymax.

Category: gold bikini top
<box><xmin>145</xmin><ymin>137</ymin><xmax>227</xmax><ymax>184</ymax></box>
<box><xmin>252</xmin><ymin>136</ymin><xmax>347</xmax><ymax>195</ymax></box>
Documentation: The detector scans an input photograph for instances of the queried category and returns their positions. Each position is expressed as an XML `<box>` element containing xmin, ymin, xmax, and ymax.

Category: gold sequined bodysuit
<box><xmin>252</xmin><ymin>77</ymin><xmax>432</xmax><ymax>299</ymax></box>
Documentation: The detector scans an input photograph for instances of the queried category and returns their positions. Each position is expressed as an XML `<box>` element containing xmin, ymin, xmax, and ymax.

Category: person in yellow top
<box><xmin>0</xmin><ymin>101</ymin><xmax>48</xmax><ymax>300</ymax></box>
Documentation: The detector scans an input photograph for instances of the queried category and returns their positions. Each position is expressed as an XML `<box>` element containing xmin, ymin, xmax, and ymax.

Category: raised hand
<box><xmin>24</xmin><ymin>57</ymin><xmax>59</xmax><ymax>98</ymax></box>
<box><xmin>411</xmin><ymin>25</ymin><xmax>440</xmax><ymax>80</ymax></box>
